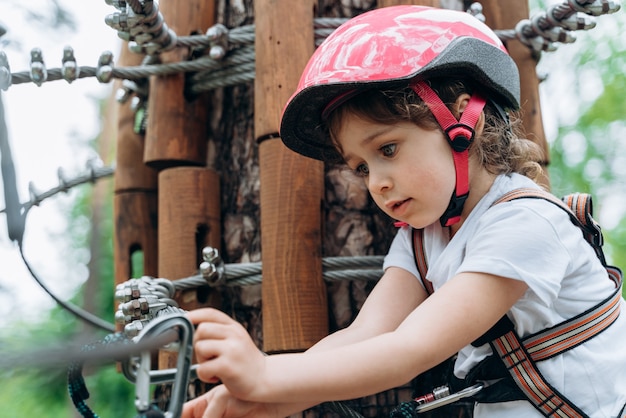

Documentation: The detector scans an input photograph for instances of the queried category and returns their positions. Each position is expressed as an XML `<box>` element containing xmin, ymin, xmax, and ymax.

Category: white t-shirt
<box><xmin>383</xmin><ymin>173</ymin><xmax>626</xmax><ymax>417</ymax></box>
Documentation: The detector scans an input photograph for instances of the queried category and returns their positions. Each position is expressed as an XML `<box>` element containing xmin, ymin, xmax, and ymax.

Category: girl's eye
<box><xmin>354</xmin><ymin>163</ymin><xmax>369</xmax><ymax>177</ymax></box>
<box><xmin>380</xmin><ymin>143</ymin><xmax>396</xmax><ymax>157</ymax></box>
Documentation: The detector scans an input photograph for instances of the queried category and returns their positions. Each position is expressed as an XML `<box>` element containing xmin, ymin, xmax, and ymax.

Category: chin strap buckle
<box><xmin>440</xmin><ymin>191</ymin><xmax>469</xmax><ymax>227</ymax></box>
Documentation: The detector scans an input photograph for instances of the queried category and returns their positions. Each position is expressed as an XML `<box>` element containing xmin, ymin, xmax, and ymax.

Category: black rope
<box><xmin>68</xmin><ymin>332</ymin><xmax>131</xmax><ymax>418</ymax></box>
<box><xmin>390</xmin><ymin>401</ymin><xmax>420</xmax><ymax>418</ymax></box>
<box><xmin>18</xmin><ymin>242</ymin><xmax>116</xmax><ymax>333</ymax></box>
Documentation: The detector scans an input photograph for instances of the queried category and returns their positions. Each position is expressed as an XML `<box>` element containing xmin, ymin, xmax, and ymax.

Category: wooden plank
<box><xmin>113</xmin><ymin>192</ymin><xmax>158</xmax><ymax>282</ymax></box>
<box><xmin>158</xmin><ymin>166</ymin><xmax>221</xmax><ymax>370</ymax></box>
<box><xmin>255</xmin><ymin>0</ymin><xmax>328</xmax><ymax>352</ymax></box>
<box><xmin>140</xmin><ymin>0</ymin><xmax>218</xmax><ymax>371</ymax></box>
<box><xmin>143</xmin><ymin>0</ymin><xmax>216</xmax><ymax>169</ymax></box>
<box><xmin>158</xmin><ymin>167</ymin><xmax>221</xmax><ymax>297</ymax></box>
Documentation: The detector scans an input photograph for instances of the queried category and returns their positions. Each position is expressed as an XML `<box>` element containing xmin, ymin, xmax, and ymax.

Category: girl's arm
<box><xmin>184</xmin><ymin>266</ymin><xmax>426</xmax><ymax>417</ymax></box>
<box><xmin>307</xmin><ymin>266</ymin><xmax>428</xmax><ymax>351</ymax></box>
<box><xmin>191</xmin><ymin>270</ymin><xmax>527</xmax><ymax>405</ymax></box>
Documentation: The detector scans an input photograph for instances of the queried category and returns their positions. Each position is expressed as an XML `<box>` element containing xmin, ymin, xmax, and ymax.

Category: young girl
<box><xmin>183</xmin><ymin>6</ymin><xmax>626</xmax><ymax>418</ymax></box>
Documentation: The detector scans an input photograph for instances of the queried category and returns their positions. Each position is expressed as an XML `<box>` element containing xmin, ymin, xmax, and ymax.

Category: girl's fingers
<box><xmin>203</xmin><ymin>388</ymin><xmax>229</xmax><ymax>418</ymax></box>
<box><xmin>193</xmin><ymin>339</ymin><xmax>220</xmax><ymax>362</ymax></box>
<box><xmin>188</xmin><ymin>308</ymin><xmax>235</xmax><ymax>326</ymax></box>
<box><xmin>195</xmin><ymin>385</ymin><xmax>238</xmax><ymax>418</ymax></box>
<box><xmin>193</xmin><ymin>340</ymin><xmax>223</xmax><ymax>383</ymax></box>
<box><xmin>186</xmin><ymin>308</ymin><xmax>262</xmax><ymax>399</ymax></box>
<box><xmin>192</xmin><ymin>322</ymin><xmax>248</xmax><ymax>361</ymax></box>
<box><xmin>193</xmin><ymin>322</ymin><xmax>234</xmax><ymax>343</ymax></box>
<box><xmin>181</xmin><ymin>392</ymin><xmax>211</xmax><ymax>418</ymax></box>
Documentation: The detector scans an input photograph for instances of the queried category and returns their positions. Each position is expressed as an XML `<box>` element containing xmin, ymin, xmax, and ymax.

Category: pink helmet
<box><xmin>280</xmin><ymin>5</ymin><xmax>520</xmax><ymax>162</ymax></box>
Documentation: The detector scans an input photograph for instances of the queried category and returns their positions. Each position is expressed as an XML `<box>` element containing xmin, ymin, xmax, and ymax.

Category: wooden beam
<box><xmin>255</xmin><ymin>0</ymin><xmax>328</xmax><ymax>352</ymax></box>
<box><xmin>158</xmin><ymin>166</ymin><xmax>221</xmax><ymax>369</ymax></box>
<box><xmin>479</xmin><ymin>0</ymin><xmax>550</xmax><ymax>188</ymax></box>
<box><xmin>140</xmin><ymin>0</ymin><xmax>219</xmax><ymax>369</ymax></box>
<box><xmin>157</xmin><ymin>167</ymin><xmax>221</xmax><ymax>284</ymax></box>
<box><xmin>113</xmin><ymin>44</ymin><xmax>158</xmax><ymax>288</ymax></box>
<box><xmin>143</xmin><ymin>0</ymin><xmax>215</xmax><ymax>169</ymax></box>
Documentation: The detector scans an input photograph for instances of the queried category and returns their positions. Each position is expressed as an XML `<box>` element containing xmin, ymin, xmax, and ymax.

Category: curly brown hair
<box><xmin>325</xmin><ymin>79</ymin><xmax>545</xmax><ymax>184</ymax></box>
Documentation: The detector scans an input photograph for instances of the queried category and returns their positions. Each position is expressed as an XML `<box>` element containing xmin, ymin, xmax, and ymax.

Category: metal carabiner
<box><xmin>414</xmin><ymin>383</ymin><xmax>483</xmax><ymax>413</ymax></box>
<box><xmin>124</xmin><ymin>312</ymin><xmax>194</xmax><ymax>418</ymax></box>
<box><xmin>414</xmin><ymin>379</ymin><xmax>504</xmax><ymax>413</ymax></box>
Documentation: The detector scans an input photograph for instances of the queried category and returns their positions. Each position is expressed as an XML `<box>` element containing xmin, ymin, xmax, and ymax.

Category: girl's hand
<box><xmin>188</xmin><ymin>308</ymin><xmax>267</xmax><ymax>401</ymax></box>
<box><xmin>181</xmin><ymin>385</ymin><xmax>278</xmax><ymax>418</ymax></box>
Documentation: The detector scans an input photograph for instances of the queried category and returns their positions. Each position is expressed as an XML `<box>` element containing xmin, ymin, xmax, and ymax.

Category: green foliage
<box><xmin>0</xmin><ymin>321</ymin><xmax>135</xmax><ymax>417</ymax></box>
<box><xmin>0</xmin><ymin>144</ymin><xmax>135</xmax><ymax>416</ymax></box>
<box><xmin>0</xmin><ymin>373</ymin><xmax>70</xmax><ymax>417</ymax></box>
<box><xmin>82</xmin><ymin>367</ymin><xmax>138</xmax><ymax>417</ymax></box>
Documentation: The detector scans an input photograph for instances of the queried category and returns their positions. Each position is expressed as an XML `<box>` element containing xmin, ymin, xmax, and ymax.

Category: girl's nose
<box><xmin>367</xmin><ymin>168</ymin><xmax>392</xmax><ymax>195</ymax></box>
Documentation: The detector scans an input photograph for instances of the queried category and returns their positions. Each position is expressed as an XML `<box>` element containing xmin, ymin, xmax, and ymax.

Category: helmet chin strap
<box><xmin>411</xmin><ymin>81</ymin><xmax>487</xmax><ymax>227</ymax></box>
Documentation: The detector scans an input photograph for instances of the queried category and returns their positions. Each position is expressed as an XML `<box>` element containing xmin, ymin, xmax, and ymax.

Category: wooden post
<box><xmin>158</xmin><ymin>166</ymin><xmax>221</xmax><ymax>370</ymax></box>
<box><xmin>157</xmin><ymin>167</ymin><xmax>221</xmax><ymax>285</ymax></box>
<box><xmin>140</xmin><ymin>0</ymin><xmax>219</xmax><ymax>369</ymax></box>
<box><xmin>255</xmin><ymin>0</ymin><xmax>328</xmax><ymax>353</ymax></box>
<box><xmin>143</xmin><ymin>0</ymin><xmax>215</xmax><ymax>169</ymax></box>
<box><xmin>114</xmin><ymin>45</ymin><xmax>159</xmax><ymax>287</ymax></box>
<box><xmin>478</xmin><ymin>0</ymin><xmax>550</xmax><ymax>188</ymax></box>
<box><xmin>159</xmin><ymin>167</ymin><xmax>221</xmax><ymax>304</ymax></box>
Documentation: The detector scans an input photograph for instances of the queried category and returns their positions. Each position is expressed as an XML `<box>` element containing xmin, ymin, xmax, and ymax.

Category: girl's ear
<box><xmin>454</xmin><ymin>93</ymin><xmax>485</xmax><ymax>137</ymax></box>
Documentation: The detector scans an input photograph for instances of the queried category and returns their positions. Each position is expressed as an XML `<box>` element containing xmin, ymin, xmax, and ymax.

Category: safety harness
<box><xmin>409</xmin><ymin>188</ymin><xmax>623</xmax><ymax>417</ymax></box>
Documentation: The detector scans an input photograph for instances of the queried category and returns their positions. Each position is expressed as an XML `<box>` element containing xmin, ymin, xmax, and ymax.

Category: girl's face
<box><xmin>336</xmin><ymin>112</ymin><xmax>456</xmax><ymax>229</ymax></box>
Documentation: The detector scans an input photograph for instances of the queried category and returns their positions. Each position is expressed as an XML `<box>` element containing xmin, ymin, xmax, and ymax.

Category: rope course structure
<box><xmin>0</xmin><ymin>1</ymin><xmax>620</xmax><ymax>92</ymax></box>
<box><xmin>0</xmin><ymin>0</ymin><xmax>621</xmax><ymax>417</ymax></box>
<box><xmin>0</xmin><ymin>162</ymin><xmax>115</xmax><ymax>216</ymax></box>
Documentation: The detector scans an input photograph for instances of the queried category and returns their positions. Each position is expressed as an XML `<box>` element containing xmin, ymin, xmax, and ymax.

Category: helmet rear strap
<box><xmin>410</xmin><ymin>81</ymin><xmax>487</xmax><ymax>226</ymax></box>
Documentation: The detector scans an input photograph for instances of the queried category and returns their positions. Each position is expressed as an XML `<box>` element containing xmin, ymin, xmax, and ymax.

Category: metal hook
<box><xmin>515</xmin><ymin>20</ymin><xmax>558</xmax><ymax>52</ymax></box>
<box><xmin>105</xmin><ymin>0</ymin><xmax>128</xmax><ymax>11</ymax></box>
<box><xmin>467</xmin><ymin>2</ymin><xmax>486</xmax><ymax>23</ymax></box>
<box><xmin>546</xmin><ymin>8</ymin><xmax>596</xmax><ymax>31</ymax></box>
<box><xmin>123</xmin><ymin>312</ymin><xmax>195</xmax><ymax>418</ymax></box>
<box><xmin>530</xmin><ymin>14</ymin><xmax>577</xmax><ymax>44</ymax></box>
<box><xmin>61</xmin><ymin>46</ymin><xmax>80</xmax><ymax>83</ymax></box>
<box><xmin>57</xmin><ymin>167</ymin><xmax>70</xmax><ymax>193</ymax></box>
<box><xmin>28</xmin><ymin>181</ymin><xmax>41</xmax><ymax>207</ymax></box>
<box><xmin>568</xmin><ymin>0</ymin><xmax>621</xmax><ymax>16</ymax></box>
<box><xmin>86</xmin><ymin>157</ymin><xmax>104</xmax><ymax>184</ymax></box>
<box><xmin>96</xmin><ymin>50</ymin><xmax>115</xmax><ymax>83</ymax></box>
<box><xmin>206</xmin><ymin>23</ymin><xmax>229</xmax><ymax>60</ymax></box>
<box><xmin>200</xmin><ymin>246</ymin><xmax>226</xmax><ymax>286</ymax></box>
<box><xmin>29</xmin><ymin>48</ymin><xmax>47</xmax><ymax>86</ymax></box>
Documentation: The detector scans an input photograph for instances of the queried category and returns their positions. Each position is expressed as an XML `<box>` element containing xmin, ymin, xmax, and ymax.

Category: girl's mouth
<box><xmin>388</xmin><ymin>198</ymin><xmax>411</xmax><ymax>216</ymax></box>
